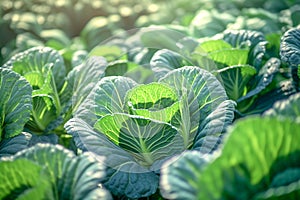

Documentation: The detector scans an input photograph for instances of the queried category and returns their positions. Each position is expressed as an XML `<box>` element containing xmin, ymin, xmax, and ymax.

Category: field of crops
<box><xmin>1</xmin><ymin>0</ymin><xmax>300</xmax><ymax>199</ymax></box>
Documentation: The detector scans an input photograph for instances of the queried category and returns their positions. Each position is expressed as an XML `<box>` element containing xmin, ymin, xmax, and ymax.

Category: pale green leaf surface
<box><xmin>125</xmin><ymin>83</ymin><xmax>180</xmax><ymax>123</ymax></box>
<box><xmin>0</xmin><ymin>159</ymin><xmax>53</xmax><ymax>200</ymax></box>
<box><xmin>197</xmin><ymin>40</ymin><xmax>232</xmax><ymax>53</ymax></box>
<box><xmin>161</xmin><ymin>117</ymin><xmax>300</xmax><ymax>200</ymax></box>
<box><xmin>209</xmin><ymin>49</ymin><xmax>249</xmax><ymax>66</ymax></box>
<box><xmin>94</xmin><ymin>113</ymin><xmax>183</xmax><ymax>166</ymax></box>
<box><xmin>14</xmin><ymin>144</ymin><xmax>111</xmax><ymax>200</ymax></box>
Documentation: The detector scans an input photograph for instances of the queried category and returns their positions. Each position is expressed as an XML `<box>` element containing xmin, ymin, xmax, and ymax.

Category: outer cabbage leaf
<box><xmin>0</xmin><ymin>68</ymin><xmax>32</xmax><ymax>140</ymax></box>
<box><xmin>40</xmin><ymin>29</ymin><xmax>71</xmax><ymax>50</ymax></box>
<box><xmin>193</xmin><ymin>32</ymin><xmax>278</xmax><ymax>114</ymax></box>
<box><xmin>3</xmin><ymin>46</ymin><xmax>66</xmax><ymax>90</ymax></box>
<box><xmin>280</xmin><ymin>27</ymin><xmax>300</xmax><ymax>88</ymax></box>
<box><xmin>209</xmin><ymin>49</ymin><xmax>249</xmax><ymax>66</ymax></box>
<box><xmin>65</xmin><ymin>118</ymin><xmax>158</xmax><ymax>199</ymax></box>
<box><xmin>105</xmin><ymin>60</ymin><xmax>154</xmax><ymax>84</ymax></box>
<box><xmin>13</xmin><ymin>144</ymin><xmax>112</xmax><ymax>200</ymax></box>
<box><xmin>264</xmin><ymin>92</ymin><xmax>300</xmax><ymax>121</ymax></box>
<box><xmin>80</xmin><ymin>16</ymin><xmax>117</xmax><ymax>50</ymax></box>
<box><xmin>159</xmin><ymin>66</ymin><xmax>236</xmax><ymax>152</ymax></box>
<box><xmin>160</xmin><ymin>117</ymin><xmax>300</xmax><ymax>199</ymax></box>
<box><xmin>0</xmin><ymin>159</ymin><xmax>53</xmax><ymax>200</ymax></box>
<box><xmin>0</xmin><ymin>132</ymin><xmax>31</xmax><ymax>158</ymax></box>
<box><xmin>216</xmin><ymin>65</ymin><xmax>257</xmax><ymax>101</ymax></box>
<box><xmin>237</xmin><ymin>57</ymin><xmax>280</xmax><ymax>103</ymax></box>
<box><xmin>198</xmin><ymin>39</ymin><xmax>232</xmax><ymax>53</ymax></box>
<box><xmin>71</xmin><ymin>50</ymin><xmax>88</xmax><ymax>68</ymax></box>
<box><xmin>150</xmin><ymin>49</ymin><xmax>190</xmax><ymax>79</ymax></box>
<box><xmin>42</xmin><ymin>56</ymin><xmax>108</xmax><ymax>136</ymax></box>
<box><xmin>14</xmin><ymin>32</ymin><xmax>45</xmax><ymax>54</ymax></box>
<box><xmin>216</xmin><ymin>57</ymin><xmax>279</xmax><ymax>104</ymax></box>
<box><xmin>194</xmin><ymin>29</ymin><xmax>268</xmax><ymax>70</ymax></box>
<box><xmin>139</xmin><ymin>26</ymin><xmax>187</xmax><ymax>52</ymax></box>
<box><xmin>89</xmin><ymin>45</ymin><xmax>124</xmax><ymax>62</ymax></box>
<box><xmin>28</xmin><ymin>133</ymin><xmax>58</xmax><ymax>147</ymax></box>
<box><xmin>75</xmin><ymin>76</ymin><xmax>137</xmax><ymax>124</ymax></box>
<box><xmin>160</xmin><ymin>151</ymin><xmax>211</xmax><ymax>200</ymax></box>
<box><xmin>222</xmin><ymin>29</ymin><xmax>267</xmax><ymax>69</ymax></box>
<box><xmin>236</xmin><ymin>80</ymin><xmax>297</xmax><ymax>116</ymax></box>
<box><xmin>193</xmin><ymin>100</ymin><xmax>236</xmax><ymax>153</ymax></box>
<box><xmin>67</xmin><ymin>56</ymin><xmax>108</xmax><ymax>112</ymax></box>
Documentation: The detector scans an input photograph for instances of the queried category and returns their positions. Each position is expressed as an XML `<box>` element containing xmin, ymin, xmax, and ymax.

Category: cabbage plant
<box><xmin>160</xmin><ymin>116</ymin><xmax>300</xmax><ymax>200</ymax></box>
<box><xmin>0</xmin><ymin>144</ymin><xmax>112</xmax><ymax>199</ymax></box>
<box><xmin>65</xmin><ymin>66</ymin><xmax>235</xmax><ymax>198</ymax></box>
<box><xmin>280</xmin><ymin>27</ymin><xmax>300</xmax><ymax>90</ymax></box>
<box><xmin>0</xmin><ymin>68</ymin><xmax>32</xmax><ymax>157</ymax></box>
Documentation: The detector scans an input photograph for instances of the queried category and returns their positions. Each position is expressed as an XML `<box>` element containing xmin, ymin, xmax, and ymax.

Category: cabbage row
<box><xmin>0</xmin><ymin>0</ymin><xmax>300</xmax><ymax>199</ymax></box>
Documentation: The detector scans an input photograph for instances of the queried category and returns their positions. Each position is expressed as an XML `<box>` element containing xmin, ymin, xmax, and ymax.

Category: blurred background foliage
<box><xmin>1</xmin><ymin>0</ymin><xmax>300</xmax><ymax>66</ymax></box>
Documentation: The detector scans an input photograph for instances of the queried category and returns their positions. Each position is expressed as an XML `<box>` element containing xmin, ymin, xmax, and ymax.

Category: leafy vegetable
<box><xmin>0</xmin><ymin>133</ymin><xmax>32</xmax><ymax>158</ymax></box>
<box><xmin>2</xmin><ymin>47</ymin><xmax>66</xmax><ymax>133</ymax></box>
<box><xmin>1</xmin><ymin>1</ymin><xmax>300</xmax><ymax>199</ymax></box>
<box><xmin>192</xmin><ymin>30</ymin><xmax>280</xmax><ymax>115</ymax></box>
<box><xmin>0</xmin><ymin>68</ymin><xmax>32</xmax><ymax>139</ymax></box>
<box><xmin>280</xmin><ymin>27</ymin><xmax>300</xmax><ymax>89</ymax></box>
<box><xmin>1</xmin><ymin>144</ymin><xmax>112</xmax><ymax>199</ymax></box>
<box><xmin>161</xmin><ymin>116</ymin><xmax>300</xmax><ymax>200</ymax></box>
<box><xmin>0</xmin><ymin>158</ymin><xmax>52</xmax><ymax>199</ymax></box>
<box><xmin>190</xmin><ymin>9</ymin><xmax>236</xmax><ymax>38</ymax></box>
<box><xmin>66</xmin><ymin>66</ymin><xmax>235</xmax><ymax>198</ymax></box>
<box><xmin>264</xmin><ymin>92</ymin><xmax>300</xmax><ymax>120</ymax></box>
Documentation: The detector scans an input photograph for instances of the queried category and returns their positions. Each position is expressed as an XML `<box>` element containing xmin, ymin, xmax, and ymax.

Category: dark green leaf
<box><xmin>150</xmin><ymin>49</ymin><xmax>190</xmax><ymax>79</ymax></box>
<box><xmin>0</xmin><ymin>68</ymin><xmax>32</xmax><ymax>139</ymax></box>
<box><xmin>280</xmin><ymin>27</ymin><xmax>300</xmax><ymax>66</ymax></box>
<box><xmin>0</xmin><ymin>133</ymin><xmax>31</xmax><ymax>158</ymax></box>
<box><xmin>238</xmin><ymin>57</ymin><xmax>280</xmax><ymax>102</ymax></box>
<box><xmin>264</xmin><ymin>92</ymin><xmax>300</xmax><ymax>121</ymax></box>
